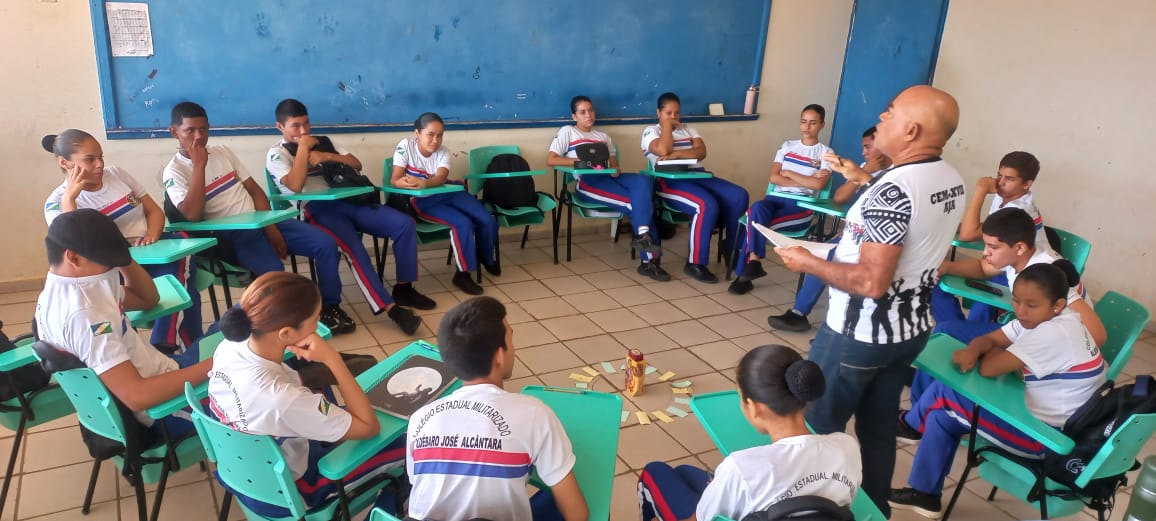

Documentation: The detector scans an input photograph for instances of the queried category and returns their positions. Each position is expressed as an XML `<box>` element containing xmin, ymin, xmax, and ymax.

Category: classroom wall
<box><xmin>0</xmin><ymin>0</ymin><xmax>854</xmax><ymax>290</ymax></box>
<box><xmin>933</xmin><ymin>0</ymin><xmax>1156</xmax><ymax>312</ymax></box>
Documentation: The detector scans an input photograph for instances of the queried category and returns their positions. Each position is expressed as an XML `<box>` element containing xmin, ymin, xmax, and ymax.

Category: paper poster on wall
<box><xmin>106</xmin><ymin>2</ymin><xmax>154</xmax><ymax>57</ymax></box>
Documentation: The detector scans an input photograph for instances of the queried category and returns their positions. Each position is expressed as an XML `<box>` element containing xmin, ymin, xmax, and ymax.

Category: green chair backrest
<box><xmin>382</xmin><ymin>157</ymin><xmax>394</xmax><ymax>186</ymax></box>
<box><xmin>1094</xmin><ymin>290</ymin><xmax>1151</xmax><ymax>381</ymax></box>
<box><xmin>1048</xmin><ymin>226</ymin><xmax>1091</xmax><ymax>274</ymax></box>
<box><xmin>367</xmin><ymin>507</ymin><xmax>404</xmax><ymax>521</ymax></box>
<box><xmin>264</xmin><ymin>169</ymin><xmax>292</xmax><ymax>211</ymax></box>
<box><xmin>467</xmin><ymin>145</ymin><xmax>522</xmax><ymax>177</ymax></box>
<box><xmin>183</xmin><ymin>383</ymin><xmax>308</xmax><ymax>519</ymax></box>
<box><xmin>1075</xmin><ymin>412</ymin><xmax>1156</xmax><ymax>488</ymax></box>
<box><xmin>53</xmin><ymin>367</ymin><xmax>131</xmax><ymax>444</ymax></box>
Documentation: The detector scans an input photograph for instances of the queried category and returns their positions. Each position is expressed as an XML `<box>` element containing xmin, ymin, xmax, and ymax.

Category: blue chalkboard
<box><xmin>89</xmin><ymin>0</ymin><xmax>769</xmax><ymax>138</ymax></box>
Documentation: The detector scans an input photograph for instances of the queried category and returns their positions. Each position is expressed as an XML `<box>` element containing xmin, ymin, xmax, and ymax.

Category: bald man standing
<box><xmin>775</xmin><ymin>85</ymin><xmax>966</xmax><ymax>516</ymax></box>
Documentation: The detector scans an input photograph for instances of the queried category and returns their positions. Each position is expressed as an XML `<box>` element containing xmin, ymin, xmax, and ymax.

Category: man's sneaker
<box><xmin>631</xmin><ymin>234</ymin><xmax>662</xmax><ymax>255</ymax></box>
<box><xmin>483</xmin><ymin>260</ymin><xmax>502</xmax><ymax>277</ymax></box>
<box><xmin>728</xmin><ymin>279</ymin><xmax>754</xmax><ymax>295</ymax></box>
<box><xmin>683</xmin><ymin>263</ymin><xmax>719</xmax><ymax>284</ymax></box>
<box><xmin>896</xmin><ymin>409</ymin><xmax>923</xmax><ymax>443</ymax></box>
<box><xmin>889</xmin><ymin>488</ymin><xmax>943</xmax><ymax>519</ymax></box>
<box><xmin>767</xmin><ymin>309</ymin><xmax>811</xmax><ymax>332</ymax></box>
<box><xmin>737</xmin><ymin>260</ymin><xmax>768</xmax><ymax>282</ymax></box>
<box><xmin>387</xmin><ymin>306</ymin><xmax>422</xmax><ymax>335</ymax></box>
<box><xmin>638</xmin><ymin>260</ymin><xmax>671</xmax><ymax>282</ymax></box>
<box><xmin>320</xmin><ymin>305</ymin><xmax>356</xmax><ymax>335</ymax></box>
<box><xmin>452</xmin><ymin>271</ymin><xmax>484</xmax><ymax>295</ymax></box>
<box><xmin>392</xmin><ymin>283</ymin><xmax>437</xmax><ymax>310</ymax></box>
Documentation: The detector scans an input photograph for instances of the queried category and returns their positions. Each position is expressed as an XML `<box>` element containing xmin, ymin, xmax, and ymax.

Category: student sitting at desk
<box><xmin>890</xmin><ymin>264</ymin><xmax>1105</xmax><ymax>519</ymax></box>
<box><xmin>34</xmin><ymin>210</ymin><xmax>213</xmax><ymax>436</ymax></box>
<box><xmin>546</xmin><ymin>95</ymin><xmax>669</xmax><ymax>282</ymax></box>
<box><xmin>731</xmin><ymin>104</ymin><xmax>832</xmax><ymax>295</ymax></box>
<box><xmin>765</xmin><ymin>127</ymin><xmax>892</xmax><ymax>330</ymax></box>
<box><xmin>405</xmin><ymin>297</ymin><xmax>587</xmax><ymax>521</ymax></box>
<box><xmin>389</xmin><ymin>112</ymin><xmax>500</xmax><ymax>296</ymax></box>
<box><xmin>42</xmin><ymin>129</ymin><xmax>203</xmax><ymax>351</ymax></box>
<box><xmin>643</xmin><ymin>92</ymin><xmax>749</xmax><ymax>284</ymax></box>
<box><xmin>163</xmin><ymin>102</ymin><xmax>371</xmax><ymax>335</ymax></box>
<box><xmin>207</xmin><ymin>272</ymin><xmax>405</xmax><ymax>518</ymax></box>
<box><xmin>638</xmin><ymin>344</ymin><xmax>861</xmax><ymax>521</ymax></box>
<box><xmin>268</xmin><ymin>99</ymin><xmax>433</xmax><ymax>331</ymax></box>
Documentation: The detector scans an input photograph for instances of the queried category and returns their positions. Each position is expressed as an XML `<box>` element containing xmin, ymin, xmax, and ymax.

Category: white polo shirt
<box><xmin>772</xmin><ymin>140</ymin><xmax>833</xmax><ymax>196</ymax></box>
<box><xmin>641</xmin><ymin>124</ymin><xmax>701</xmax><ymax>167</ymax></box>
<box><xmin>1004</xmin><ymin>311</ymin><xmax>1105</xmax><ymax>426</ymax></box>
<box><xmin>163</xmin><ymin>144</ymin><xmax>255</xmax><ymax>219</ymax></box>
<box><xmin>393</xmin><ymin>138</ymin><xmax>451</xmax><ymax>181</ymax></box>
<box><xmin>45</xmin><ymin>166</ymin><xmax>150</xmax><ymax>240</ymax></box>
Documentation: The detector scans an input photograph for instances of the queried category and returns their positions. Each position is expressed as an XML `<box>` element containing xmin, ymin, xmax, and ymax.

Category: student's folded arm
<box><xmin>389</xmin><ymin>165</ymin><xmax>410</xmax><ymax>187</ymax></box>
<box><xmin>796</xmin><ymin>170</ymin><xmax>829</xmax><ymax>190</ymax></box>
<box><xmin>768</xmin><ymin>162</ymin><xmax>798</xmax><ymax>187</ymax></box>
<box><xmin>424</xmin><ymin>167</ymin><xmax>450</xmax><ymax>188</ymax></box>
<box><xmin>100</xmin><ymin>358</ymin><xmax>213</xmax><ymax>412</ymax></box>
<box><xmin>978</xmin><ymin>348</ymin><xmax>1024</xmax><ymax>378</ymax></box>
<box><xmin>141</xmin><ymin>196</ymin><xmax>167</xmax><ymax>241</ymax></box>
<box><xmin>668</xmin><ymin>138</ymin><xmax>707</xmax><ymax>161</ymax></box>
<box><xmin>120</xmin><ymin>262</ymin><xmax>160</xmax><ymax>311</ymax></box>
<box><xmin>956</xmin><ymin>192</ymin><xmax>988</xmax><ymax>242</ymax></box>
<box><xmin>332</xmin><ymin>152</ymin><xmax>362</xmax><ymax>172</ymax></box>
<box><xmin>546</xmin><ymin>152</ymin><xmax>574</xmax><ymax>167</ymax></box>
<box><xmin>280</xmin><ymin>151</ymin><xmax>310</xmax><ymax>194</ymax></box>
<box><xmin>647</xmin><ymin>138</ymin><xmax>673</xmax><ymax>158</ymax></box>
<box><xmin>550</xmin><ymin>471</ymin><xmax>589</xmax><ymax>521</ymax></box>
<box><xmin>243</xmin><ymin>179</ymin><xmax>272</xmax><ymax>211</ymax></box>
<box><xmin>939</xmin><ymin>258</ymin><xmax>995</xmax><ymax>280</ymax></box>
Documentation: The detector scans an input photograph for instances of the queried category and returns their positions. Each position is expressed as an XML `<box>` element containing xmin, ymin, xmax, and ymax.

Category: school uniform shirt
<box><xmin>1003</xmin><ymin>311</ymin><xmax>1106</xmax><ymax>426</ymax></box>
<box><xmin>393</xmin><ymin>138</ymin><xmax>451</xmax><ymax>181</ymax></box>
<box><xmin>549</xmin><ymin>125</ymin><xmax>614</xmax><ymax>180</ymax></box>
<box><xmin>406</xmin><ymin>384</ymin><xmax>576</xmax><ymax>521</ymax></box>
<box><xmin>826</xmin><ymin>159</ymin><xmax>966</xmax><ymax>344</ymax></box>
<box><xmin>772</xmin><ymin>140</ymin><xmax>833</xmax><ymax>197</ymax></box>
<box><xmin>696</xmin><ymin>433</ymin><xmax>862</xmax><ymax>521</ymax></box>
<box><xmin>267</xmin><ymin>139</ymin><xmax>352</xmax><ymax>207</ymax></box>
<box><xmin>1004</xmin><ymin>247</ymin><xmax>1087</xmax><ymax>304</ymax></box>
<box><xmin>162</xmin><ymin>144</ymin><xmax>255</xmax><ymax>219</ymax></box>
<box><xmin>989</xmin><ymin>191</ymin><xmax>1051</xmax><ymax>253</ymax></box>
<box><xmin>34</xmin><ymin>269</ymin><xmax>178</xmax><ymax>425</ymax></box>
<box><xmin>44</xmin><ymin>166</ymin><xmax>149</xmax><ymax>240</ymax></box>
<box><xmin>641</xmin><ymin>124</ymin><xmax>700</xmax><ymax>166</ymax></box>
<box><xmin>206</xmin><ymin>337</ymin><xmax>352</xmax><ymax>479</ymax></box>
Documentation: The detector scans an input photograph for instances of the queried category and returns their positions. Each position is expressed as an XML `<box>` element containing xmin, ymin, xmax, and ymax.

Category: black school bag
<box><xmin>0</xmin><ymin>321</ymin><xmax>50</xmax><ymax>401</ymax></box>
<box><xmin>482</xmin><ymin>154</ymin><xmax>539</xmax><ymax>209</ymax></box>
<box><xmin>1042</xmin><ymin>375</ymin><xmax>1156</xmax><ymax>500</ymax></box>
<box><xmin>283</xmin><ymin>136</ymin><xmax>379</xmax><ymax>206</ymax></box>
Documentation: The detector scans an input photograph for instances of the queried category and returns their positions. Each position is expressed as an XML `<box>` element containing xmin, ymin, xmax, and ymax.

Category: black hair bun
<box><xmin>219</xmin><ymin>307</ymin><xmax>253</xmax><ymax>342</ymax></box>
<box><xmin>1051</xmin><ymin>259</ymin><xmax>1080</xmax><ymax>288</ymax></box>
<box><xmin>785</xmin><ymin>360</ymin><xmax>826</xmax><ymax>402</ymax></box>
<box><xmin>41</xmin><ymin>135</ymin><xmax>57</xmax><ymax>153</ymax></box>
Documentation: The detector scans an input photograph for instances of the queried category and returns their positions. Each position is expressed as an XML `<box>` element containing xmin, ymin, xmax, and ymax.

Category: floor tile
<box><xmin>117</xmin><ymin>481</ymin><xmax>219</xmax><ymax>521</ymax></box>
<box><xmin>669</xmin><ymin>295</ymin><xmax>732</xmax><ymax>318</ymax></box>
<box><xmin>602</xmin><ymin>286</ymin><xmax>663</xmax><ymax>308</ymax></box>
<box><xmin>617</xmin><ymin>424</ymin><xmax>689</xmax><ymax>469</ymax></box>
<box><xmin>516</xmin><ymin>343</ymin><xmax>584</xmax><ymax>374</ymax></box>
<box><xmin>645</xmin><ymin>280</ymin><xmax>702</xmax><ymax>300</ymax></box>
<box><xmin>708</xmin><ymin>291</ymin><xmax>770</xmax><ymax>312</ymax></box>
<box><xmin>657</xmin><ymin>320</ymin><xmax>724</xmax><ymax>347</ymax></box>
<box><xmin>496</xmin><ymin>280</ymin><xmax>555</xmax><ymax>301</ymax></box>
<box><xmin>503</xmin><ymin>302</ymin><xmax>535</xmax><ymax>324</ymax></box>
<box><xmin>582</xmin><ymin>271</ymin><xmax>637</xmax><ymax>291</ymax></box>
<box><xmin>698</xmin><ymin>314</ymin><xmax>765</xmax><ymax>339</ymax></box>
<box><xmin>564</xmin><ymin>335</ymin><xmax>629</xmax><ymax>365</ymax></box>
<box><xmin>609</xmin><ymin>473</ymin><xmax>640</xmax><ymax>521</ymax></box>
<box><xmin>612</xmin><ymin>328</ymin><xmax>680</xmax><ymax>354</ymax></box>
<box><xmin>21</xmin><ymin>426</ymin><xmax>89</xmax><ymax>473</ymax></box>
<box><xmin>585</xmin><ymin>309</ymin><xmax>648</xmax><ymax>333</ymax></box>
<box><xmin>18</xmin><ymin>460</ymin><xmax>118</xmax><ymax>519</ymax></box>
<box><xmin>630</xmin><ymin>302</ymin><xmax>692</xmax><ymax>326</ymax></box>
<box><xmin>539</xmin><ymin>276</ymin><xmax>597</xmax><ymax>296</ymax></box>
<box><xmin>561</xmin><ymin>291</ymin><xmax>620</xmax><ymax>313</ymax></box>
<box><xmin>520</xmin><ymin>297</ymin><xmax>580</xmax><ymax>320</ymax></box>
<box><xmin>511</xmin><ymin>321</ymin><xmax>558</xmax><ymax>347</ymax></box>
<box><xmin>565</xmin><ymin>257</ymin><xmax>614</xmax><ymax>275</ymax></box>
<box><xmin>539</xmin><ymin>315</ymin><xmax>604</xmax><ymax>341</ymax></box>
<box><xmin>697</xmin><ymin>449</ymin><xmax>724</xmax><ymax>471</ymax></box>
<box><xmin>687</xmin><ymin>340</ymin><xmax>747</xmax><ymax>371</ymax></box>
<box><xmin>644</xmin><ymin>349</ymin><xmax>714</xmax><ymax>379</ymax></box>
<box><xmin>520</xmin><ymin>262</ymin><xmax>575</xmax><ymax>281</ymax></box>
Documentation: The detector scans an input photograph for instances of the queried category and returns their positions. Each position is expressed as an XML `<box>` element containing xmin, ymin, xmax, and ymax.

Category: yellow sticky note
<box><xmin>672</xmin><ymin>387</ymin><xmax>694</xmax><ymax>394</ymax></box>
<box><xmin>568</xmin><ymin>373</ymin><xmax>594</xmax><ymax>383</ymax></box>
<box><xmin>652</xmin><ymin>410</ymin><xmax>675</xmax><ymax>423</ymax></box>
<box><xmin>659</xmin><ymin>371</ymin><xmax>676</xmax><ymax>382</ymax></box>
<box><xmin>582</xmin><ymin>366</ymin><xmax>599</xmax><ymax>377</ymax></box>
<box><xmin>636</xmin><ymin>411</ymin><xmax>652</xmax><ymax>425</ymax></box>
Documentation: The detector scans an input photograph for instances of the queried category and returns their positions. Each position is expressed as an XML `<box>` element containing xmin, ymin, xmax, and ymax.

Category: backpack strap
<box><xmin>741</xmin><ymin>496</ymin><xmax>854</xmax><ymax>521</ymax></box>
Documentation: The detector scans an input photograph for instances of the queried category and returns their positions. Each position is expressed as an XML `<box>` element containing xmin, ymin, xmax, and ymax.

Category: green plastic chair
<box><xmin>466</xmin><ymin>145</ymin><xmax>557</xmax><ymax>256</ymax></box>
<box><xmin>183</xmin><ymin>383</ymin><xmax>396</xmax><ymax>521</ymax></box>
<box><xmin>31</xmin><ymin>341</ymin><xmax>206</xmax><ymax>521</ymax></box>
<box><xmin>366</xmin><ymin>507</ymin><xmax>404</xmax><ymax>521</ymax></box>
<box><xmin>689</xmin><ymin>390</ymin><xmax>886</xmax><ymax>521</ymax></box>
<box><xmin>723</xmin><ymin>179</ymin><xmax>834</xmax><ymax>281</ymax></box>
<box><xmin>639</xmin><ymin>162</ymin><xmax>728</xmax><ymax>271</ymax></box>
<box><xmin>555</xmin><ymin>145</ymin><xmax>632</xmax><ymax>263</ymax></box>
<box><xmin>0</xmin><ymin>335</ymin><xmax>75</xmax><ymax>520</ymax></box>
<box><xmin>381</xmin><ymin>157</ymin><xmax>472</xmax><ymax>281</ymax></box>
<box><xmin>1094</xmin><ymin>290</ymin><xmax>1151</xmax><ymax>381</ymax></box>
<box><xmin>1050</xmin><ymin>226</ymin><xmax>1091</xmax><ymax>275</ymax></box>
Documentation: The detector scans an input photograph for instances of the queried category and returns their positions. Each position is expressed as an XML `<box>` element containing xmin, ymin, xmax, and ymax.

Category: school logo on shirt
<box><xmin>395</xmin><ymin>146</ymin><xmax>406</xmax><ymax>156</ymax></box>
<box><xmin>271</xmin><ymin>152</ymin><xmax>280</xmax><ymax>162</ymax></box>
<box><xmin>163</xmin><ymin>178</ymin><xmax>175</xmax><ymax>188</ymax></box>
<box><xmin>90</xmin><ymin>322</ymin><xmax>113</xmax><ymax>336</ymax></box>
<box><xmin>45</xmin><ymin>201</ymin><xmax>60</xmax><ymax>212</ymax></box>
<box><xmin>126</xmin><ymin>193</ymin><xmax>140</xmax><ymax>207</ymax></box>
<box><xmin>318</xmin><ymin>398</ymin><xmax>331</xmax><ymax>415</ymax></box>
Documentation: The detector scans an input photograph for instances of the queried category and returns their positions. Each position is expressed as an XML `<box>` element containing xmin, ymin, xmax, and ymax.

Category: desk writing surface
<box><xmin>277</xmin><ymin>186</ymin><xmax>376</xmax><ymax>201</ymax></box>
<box><xmin>125</xmin><ymin>275</ymin><xmax>192</xmax><ymax>327</ymax></box>
<box><xmin>379</xmin><ymin>184</ymin><xmax>464</xmax><ymax>196</ymax></box>
<box><xmin>165</xmin><ymin>209</ymin><xmax>299</xmax><ymax>231</ymax></box>
<box><xmin>938</xmin><ymin>275</ymin><xmax>1013</xmax><ymax>311</ymax></box>
<box><xmin>130</xmin><ymin>237</ymin><xmax>218</xmax><ymax>264</ymax></box>
<box><xmin>798</xmin><ymin>199</ymin><xmax>849</xmax><ymax>218</ymax></box>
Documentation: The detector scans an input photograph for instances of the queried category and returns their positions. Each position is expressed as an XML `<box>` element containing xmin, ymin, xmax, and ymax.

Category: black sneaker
<box><xmin>631</xmin><ymin>234</ymin><xmax>662</xmax><ymax>255</ymax></box>
<box><xmin>483</xmin><ymin>260</ymin><xmax>502</xmax><ymax>277</ymax></box>
<box><xmin>683</xmin><ymin>263</ymin><xmax>719</xmax><ymax>284</ymax></box>
<box><xmin>452</xmin><ymin>270</ymin><xmax>484</xmax><ymax>295</ymax></box>
<box><xmin>320</xmin><ymin>305</ymin><xmax>356</xmax><ymax>335</ymax></box>
<box><xmin>638</xmin><ymin>260</ymin><xmax>671</xmax><ymax>282</ymax></box>
<box><xmin>889</xmin><ymin>488</ymin><xmax>943</xmax><ymax>519</ymax></box>
<box><xmin>392</xmin><ymin>283</ymin><xmax>437</xmax><ymax>310</ymax></box>
<box><xmin>767</xmin><ymin>309</ymin><xmax>811</xmax><ymax>332</ymax></box>
<box><xmin>387</xmin><ymin>305</ymin><xmax>422</xmax><ymax>335</ymax></box>
<box><xmin>728</xmin><ymin>279</ymin><xmax>753</xmax><ymax>295</ymax></box>
<box><xmin>737</xmin><ymin>260</ymin><xmax>768</xmax><ymax>282</ymax></box>
<box><xmin>896</xmin><ymin>409</ymin><xmax>923</xmax><ymax>443</ymax></box>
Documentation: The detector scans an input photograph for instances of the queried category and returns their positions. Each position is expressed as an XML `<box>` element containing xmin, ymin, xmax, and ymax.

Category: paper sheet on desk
<box><xmin>752</xmin><ymin>222</ymin><xmax>837</xmax><ymax>258</ymax></box>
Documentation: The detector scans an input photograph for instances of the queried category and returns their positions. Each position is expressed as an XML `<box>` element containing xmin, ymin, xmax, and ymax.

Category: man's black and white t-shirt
<box><xmin>826</xmin><ymin>158</ymin><xmax>965</xmax><ymax>343</ymax></box>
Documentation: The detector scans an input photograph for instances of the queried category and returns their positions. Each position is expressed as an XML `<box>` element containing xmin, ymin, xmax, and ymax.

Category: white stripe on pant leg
<box><xmin>770</xmin><ymin>213</ymin><xmax>815</xmax><ymax>231</ymax></box>
<box><xmin>576</xmin><ymin>185</ymin><xmax>634</xmax><ymax>211</ymax></box>
<box><xmin>657</xmin><ymin>191</ymin><xmax>702</xmax><ymax>263</ymax></box>
<box><xmin>338</xmin><ymin>248</ymin><xmax>383</xmax><ymax>314</ymax></box>
<box><xmin>944</xmin><ymin>409</ymin><xmax>1041</xmax><ymax>460</ymax></box>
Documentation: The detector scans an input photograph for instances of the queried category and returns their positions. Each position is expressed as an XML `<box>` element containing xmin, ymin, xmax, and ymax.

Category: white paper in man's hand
<box><xmin>752</xmin><ymin>222</ymin><xmax>836</xmax><ymax>258</ymax></box>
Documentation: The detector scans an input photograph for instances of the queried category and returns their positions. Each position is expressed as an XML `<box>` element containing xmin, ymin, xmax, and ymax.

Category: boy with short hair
<box><xmin>34</xmin><ymin>209</ymin><xmax>212</xmax><ymax>432</ymax></box>
<box><xmin>267</xmin><ymin>98</ymin><xmax>434</xmax><ymax>331</ymax></box>
<box><xmin>957</xmin><ymin>151</ymin><xmax>1049</xmax><ymax>248</ymax></box>
<box><xmin>405</xmin><ymin>297</ymin><xmax>588</xmax><ymax>521</ymax></box>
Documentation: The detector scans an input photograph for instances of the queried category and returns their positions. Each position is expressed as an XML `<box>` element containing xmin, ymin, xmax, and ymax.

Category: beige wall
<box><xmin>933</xmin><ymin>0</ymin><xmax>1156</xmax><ymax>311</ymax></box>
<box><xmin>0</xmin><ymin>0</ymin><xmax>853</xmax><ymax>289</ymax></box>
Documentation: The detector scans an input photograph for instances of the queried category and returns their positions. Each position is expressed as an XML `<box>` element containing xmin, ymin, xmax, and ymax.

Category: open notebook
<box><xmin>364</xmin><ymin>355</ymin><xmax>458</xmax><ymax>419</ymax></box>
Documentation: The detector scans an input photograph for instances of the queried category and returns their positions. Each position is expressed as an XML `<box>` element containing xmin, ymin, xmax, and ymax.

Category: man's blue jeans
<box><xmin>805</xmin><ymin>324</ymin><xmax>932</xmax><ymax>518</ymax></box>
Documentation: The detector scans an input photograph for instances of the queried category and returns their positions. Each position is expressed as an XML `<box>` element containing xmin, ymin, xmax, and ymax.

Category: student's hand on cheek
<box><xmin>297</xmin><ymin>135</ymin><xmax>318</xmax><ymax>150</ymax></box>
<box><xmin>64</xmin><ymin>164</ymin><xmax>87</xmax><ymax>196</ymax></box>
<box><xmin>287</xmin><ymin>333</ymin><xmax>338</xmax><ymax>364</ymax></box>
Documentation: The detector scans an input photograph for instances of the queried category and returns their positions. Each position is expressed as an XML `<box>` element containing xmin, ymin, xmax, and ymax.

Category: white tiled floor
<box><xmin>1</xmin><ymin>228</ymin><xmax>1152</xmax><ymax>520</ymax></box>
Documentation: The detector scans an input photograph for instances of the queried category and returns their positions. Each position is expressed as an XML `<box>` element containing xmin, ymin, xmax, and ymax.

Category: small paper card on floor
<box><xmin>620</xmin><ymin>364</ymin><xmax>626</xmax><ymax>371</ymax></box>
<box><xmin>672</xmin><ymin>387</ymin><xmax>693</xmax><ymax>394</ymax></box>
<box><xmin>636</xmin><ymin>411</ymin><xmax>652</xmax><ymax>425</ymax></box>
<box><xmin>601</xmin><ymin>361</ymin><xmax>617</xmax><ymax>374</ymax></box>
<box><xmin>645</xmin><ymin>366</ymin><xmax>659</xmax><ymax>375</ymax></box>
<box><xmin>674</xmin><ymin>397</ymin><xmax>692</xmax><ymax>405</ymax></box>
<box><xmin>568</xmin><ymin>373</ymin><xmax>594</xmax><ymax>383</ymax></box>
<box><xmin>575</xmin><ymin>382</ymin><xmax>589</xmax><ymax>389</ymax></box>
<box><xmin>651</xmin><ymin>410</ymin><xmax>675</xmax><ymax>423</ymax></box>
<box><xmin>671</xmin><ymin>380</ymin><xmax>693</xmax><ymax>388</ymax></box>
<box><xmin>659</xmin><ymin>371</ymin><xmax>676</xmax><ymax>382</ymax></box>
<box><xmin>752</xmin><ymin>221</ymin><xmax>837</xmax><ymax>258</ymax></box>
<box><xmin>665</xmin><ymin>406</ymin><xmax>689</xmax><ymax>418</ymax></box>
<box><xmin>582</xmin><ymin>366</ymin><xmax>599</xmax><ymax>377</ymax></box>
<box><xmin>621</xmin><ymin>411</ymin><xmax>629</xmax><ymax>423</ymax></box>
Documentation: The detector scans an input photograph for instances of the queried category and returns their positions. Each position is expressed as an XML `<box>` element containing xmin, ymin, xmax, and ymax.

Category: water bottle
<box><xmin>1125</xmin><ymin>455</ymin><xmax>1156</xmax><ymax>521</ymax></box>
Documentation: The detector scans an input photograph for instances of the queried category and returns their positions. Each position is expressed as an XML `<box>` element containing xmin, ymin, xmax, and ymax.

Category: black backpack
<box><xmin>1043</xmin><ymin>375</ymin><xmax>1156</xmax><ymax>500</ymax></box>
<box><xmin>0</xmin><ymin>322</ymin><xmax>50</xmax><ymax>401</ymax></box>
<box><xmin>741</xmin><ymin>496</ymin><xmax>854</xmax><ymax>521</ymax></box>
<box><xmin>283</xmin><ymin>136</ymin><xmax>379</xmax><ymax>206</ymax></box>
<box><xmin>482</xmin><ymin>154</ymin><xmax>539</xmax><ymax>209</ymax></box>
